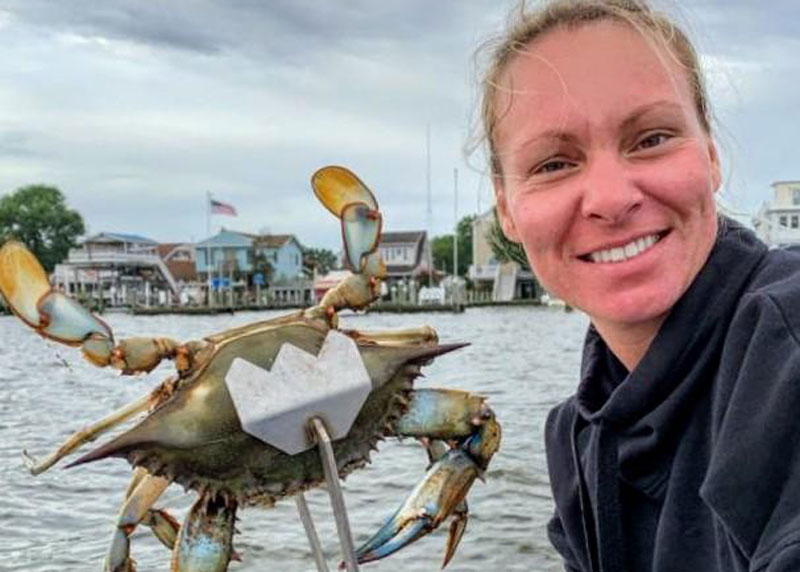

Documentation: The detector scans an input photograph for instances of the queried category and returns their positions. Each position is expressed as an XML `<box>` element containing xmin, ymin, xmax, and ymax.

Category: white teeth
<box><xmin>587</xmin><ymin>234</ymin><xmax>660</xmax><ymax>264</ymax></box>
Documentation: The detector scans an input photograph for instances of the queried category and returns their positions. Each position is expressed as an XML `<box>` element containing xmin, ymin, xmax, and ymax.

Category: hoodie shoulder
<box><xmin>702</xmin><ymin>249</ymin><xmax>800</xmax><ymax>565</ymax></box>
<box><xmin>745</xmin><ymin>248</ymin><xmax>800</xmax><ymax>340</ymax></box>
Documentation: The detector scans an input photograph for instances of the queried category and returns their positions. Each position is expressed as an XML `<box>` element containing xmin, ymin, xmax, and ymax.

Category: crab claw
<box><xmin>0</xmin><ymin>240</ymin><xmax>114</xmax><ymax>365</ymax></box>
<box><xmin>341</xmin><ymin>202</ymin><xmax>382</xmax><ymax>272</ymax></box>
<box><xmin>443</xmin><ymin>502</ymin><xmax>468</xmax><ymax>568</ymax></box>
<box><xmin>353</xmin><ymin>449</ymin><xmax>479</xmax><ymax>566</ymax></box>
<box><xmin>354</xmin><ymin>416</ymin><xmax>501</xmax><ymax>567</ymax></box>
<box><xmin>311</xmin><ymin>165</ymin><xmax>379</xmax><ymax>217</ymax></box>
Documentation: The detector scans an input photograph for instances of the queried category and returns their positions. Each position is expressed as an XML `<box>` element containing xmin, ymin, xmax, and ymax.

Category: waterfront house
<box><xmin>467</xmin><ymin>208</ymin><xmax>540</xmax><ymax>301</ymax></box>
<box><xmin>52</xmin><ymin>232</ymin><xmax>179</xmax><ymax>307</ymax></box>
<box><xmin>195</xmin><ymin>230</ymin><xmax>304</xmax><ymax>281</ymax></box>
<box><xmin>753</xmin><ymin>181</ymin><xmax>800</xmax><ymax>247</ymax></box>
<box><xmin>377</xmin><ymin>230</ymin><xmax>433</xmax><ymax>284</ymax></box>
<box><xmin>195</xmin><ymin>230</ymin><xmax>253</xmax><ymax>279</ymax></box>
<box><xmin>195</xmin><ymin>229</ymin><xmax>311</xmax><ymax>305</ymax></box>
<box><xmin>253</xmin><ymin>234</ymin><xmax>304</xmax><ymax>282</ymax></box>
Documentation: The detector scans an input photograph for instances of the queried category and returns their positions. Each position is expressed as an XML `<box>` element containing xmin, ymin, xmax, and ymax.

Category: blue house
<box><xmin>195</xmin><ymin>230</ymin><xmax>254</xmax><ymax>277</ymax></box>
<box><xmin>253</xmin><ymin>234</ymin><xmax>304</xmax><ymax>283</ymax></box>
<box><xmin>195</xmin><ymin>230</ymin><xmax>304</xmax><ymax>284</ymax></box>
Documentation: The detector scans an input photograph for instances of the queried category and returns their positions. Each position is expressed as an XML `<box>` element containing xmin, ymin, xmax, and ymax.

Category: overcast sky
<box><xmin>1</xmin><ymin>1</ymin><xmax>797</xmax><ymax>251</ymax></box>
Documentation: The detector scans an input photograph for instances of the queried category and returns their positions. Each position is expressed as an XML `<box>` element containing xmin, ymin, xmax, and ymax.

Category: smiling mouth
<box><xmin>580</xmin><ymin>231</ymin><xmax>669</xmax><ymax>264</ymax></box>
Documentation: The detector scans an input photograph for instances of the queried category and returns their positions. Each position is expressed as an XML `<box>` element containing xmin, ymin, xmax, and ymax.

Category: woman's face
<box><xmin>494</xmin><ymin>21</ymin><xmax>720</xmax><ymax>335</ymax></box>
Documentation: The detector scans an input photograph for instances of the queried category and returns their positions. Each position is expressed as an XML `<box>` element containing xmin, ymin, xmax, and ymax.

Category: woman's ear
<box><xmin>494</xmin><ymin>178</ymin><xmax>521</xmax><ymax>242</ymax></box>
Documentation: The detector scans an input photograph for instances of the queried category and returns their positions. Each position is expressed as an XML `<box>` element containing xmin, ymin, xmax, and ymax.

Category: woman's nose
<box><xmin>580</xmin><ymin>154</ymin><xmax>643</xmax><ymax>224</ymax></box>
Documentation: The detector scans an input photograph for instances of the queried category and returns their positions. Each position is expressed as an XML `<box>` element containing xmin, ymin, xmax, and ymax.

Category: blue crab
<box><xmin>0</xmin><ymin>166</ymin><xmax>501</xmax><ymax>571</ymax></box>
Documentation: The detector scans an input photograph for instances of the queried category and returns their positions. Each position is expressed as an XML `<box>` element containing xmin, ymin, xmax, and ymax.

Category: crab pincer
<box><xmin>0</xmin><ymin>240</ymin><xmax>115</xmax><ymax>365</ymax></box>
<box><xmin>353</xmin><ymin>408</ymin><xmax>501</xmax><ymax>567</ymax></box>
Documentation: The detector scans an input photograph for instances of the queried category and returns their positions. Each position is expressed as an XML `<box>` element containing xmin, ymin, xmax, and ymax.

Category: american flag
<box><xmin>210</xmin><ymin>198</ymin><xmax>237</xmax><ymax>216</ymax></box>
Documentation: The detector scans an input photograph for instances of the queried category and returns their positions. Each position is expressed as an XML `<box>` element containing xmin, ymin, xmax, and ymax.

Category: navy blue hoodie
<box><xmin>545</xmin><ymin>219</ymin><xmax>800</xmax><ymax>571</ymax></box>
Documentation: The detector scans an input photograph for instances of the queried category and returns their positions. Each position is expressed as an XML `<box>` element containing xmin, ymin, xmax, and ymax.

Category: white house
<box><xmin>467</xmin><ymin>208</ymin><xmax>539</xmax><ymax>301</ymax></box>
<box><xmin>377</xmin><ymin>231</ymin><xmax>432</xmax><ymax>283</ymax></box>
<box><xmin>52</xmin><ymin>232</ymin><xmax>179</xmax><ymax>306</ymax></box>
<box><xmin>753</xmin><ymin>181</ymin><xmax>800</xmax><ymax>247</ymax></box>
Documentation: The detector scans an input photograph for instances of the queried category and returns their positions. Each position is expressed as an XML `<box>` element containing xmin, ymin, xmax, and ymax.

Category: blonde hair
<box><xmin>477</xmin><ymin>0</ymin><xmax>711</xmax><ymax>177</ymax></box>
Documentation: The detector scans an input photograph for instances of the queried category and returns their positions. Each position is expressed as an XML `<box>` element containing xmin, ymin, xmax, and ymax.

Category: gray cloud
<box><xmin>0</xmin><ymin>1</ymin><xmax>797</xmax><ymax>250</ymax></box>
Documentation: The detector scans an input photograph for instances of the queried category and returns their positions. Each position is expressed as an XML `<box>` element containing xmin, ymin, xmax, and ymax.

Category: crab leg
<box><xmin>22</xmin><ymin>390</ymin><xmax>153</xmax><ymax>475</ymax></box>
<box><xmin>122</xmin><ymin>468</ymin><xmax>182</xmax><ymax>550</ymax></box>
<box><xmin>171</xmin><ymin>493</ymin><xmax>237</xmax><ymax>572</ymax></box>
<box><xmin>353</xmin><ymin>391</ymin><xmax>501</xmax><ymax>567</ymax></box>
<box><xmin>106</xmin><ymin>472</ymin><xmax>172</xmax><ymax>572</ymax></box>
<box><xmin>0</xmin><ymin>240</ymin><xmax>207</xmax><ymax>375</ymax></box>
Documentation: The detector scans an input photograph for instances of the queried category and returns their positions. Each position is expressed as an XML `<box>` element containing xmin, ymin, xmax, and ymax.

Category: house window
<box><xmin>780</xmin><ymin>215</ymin><xmax>788</xmax><ymax>228</ymax></box>
<box><xmin>792</xmin><ymin>215</ymin><xmax>799</xmax><ymax>229</ymax></box>
<box><xmin>793</xmin><ymin>189</ymin><xmax>800</xmax><ymax>206</ymax></box>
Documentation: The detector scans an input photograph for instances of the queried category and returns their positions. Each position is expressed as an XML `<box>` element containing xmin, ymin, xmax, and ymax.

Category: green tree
<box><xmin>303</xmin><ymin>247</ymin><xmax>338</xmax><ymax>276</ymax></box>
<box><xmin>487</xmin><ymin>207</ymin><xmax>530</xmax><ymax>270</ymax></box>
<box><xmin>431</xmin><ymin>215</ymin><xmax>475</xmax><ymax>276</ymax></box>
<box><xmin>0</xmin><ymin>185</ymin><xmax>85</xmax><ymax>272</ymax></box>
<box><xmin>252</xmin><ymin>252</ymin><xmax>275</xmax><ymax>285</ymax></box>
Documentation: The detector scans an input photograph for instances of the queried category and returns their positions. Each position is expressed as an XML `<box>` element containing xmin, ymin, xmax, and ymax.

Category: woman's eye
<box><xmin>635</xmin><ymin>132</ymin><xmax>671</xmax><ymax>150</ymax></box>
<box><xmin>535</xmin><ymin>159</ymin><xmax>572</xmax><ymax>174</ymax></box>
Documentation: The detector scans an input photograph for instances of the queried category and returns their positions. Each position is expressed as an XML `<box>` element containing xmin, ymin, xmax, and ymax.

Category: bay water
<box><xmin>0</xmin><ymin>306</ymin><xmax>588</xmax><ymax>571</ymax></box>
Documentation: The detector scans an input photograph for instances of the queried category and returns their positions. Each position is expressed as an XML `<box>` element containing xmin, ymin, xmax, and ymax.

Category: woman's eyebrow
<box><xmin>620</xmin><ymin>100</ymin><xmax>685</xmax><ymax>131</ymax></box>
<box><xmin>513</xmin><ymin>130</ymin><xmax>578</xmax><ymax>152</ymax></box>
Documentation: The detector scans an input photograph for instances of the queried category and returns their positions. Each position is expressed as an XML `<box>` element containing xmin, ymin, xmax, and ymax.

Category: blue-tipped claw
<box><xmin>354</xmin><ymin>514</ymin><xmax>429</xmax><ymax>565</ymax></box>
<box><xmin>352</xmin><ymin>449</ymin><xmax>480</xmax><ymax>567</ymax></box>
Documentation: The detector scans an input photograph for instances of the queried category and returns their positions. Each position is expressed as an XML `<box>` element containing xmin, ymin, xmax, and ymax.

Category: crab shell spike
<box><xmin>311</xmin><ymin>165</ymin><xmax>379</xmax><ymax>217</ymax></box>
<box><xmin>0</xmin><ymin>240</ymin><xmax>52</xmax><ymax>327</ymax></box>
<box><xmin>341</xmin><ymin>202</ymin><xmax>382</xmax><ymax>272</ymax></box>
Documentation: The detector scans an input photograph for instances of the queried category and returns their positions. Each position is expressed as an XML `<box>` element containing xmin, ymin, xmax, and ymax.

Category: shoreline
<box><xmin>127</xmin><ymin>299</ymin><xmax>547</xmax><ymax>316</ymax></box>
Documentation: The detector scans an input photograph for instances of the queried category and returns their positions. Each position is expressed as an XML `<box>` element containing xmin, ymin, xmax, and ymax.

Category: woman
<box><xmin>480</xmin><ymin>1</ymin><xmax>800</xmax><ymax>571</ymax></box>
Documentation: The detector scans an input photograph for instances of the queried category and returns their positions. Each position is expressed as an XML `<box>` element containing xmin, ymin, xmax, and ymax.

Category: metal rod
<box><xmin>295</xmin><ymin>493</ymin><xmax>330</xmax><ymax>572</ymax></box>
<box><xmin>310</xmin><ymin>417</ymin><xmax>359</xmax><ymax>572</ymax></box>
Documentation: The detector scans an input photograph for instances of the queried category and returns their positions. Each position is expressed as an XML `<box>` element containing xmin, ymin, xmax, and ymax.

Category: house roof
<box><xmin>196</xmin><ymin>230</ymin><xmax>302</xmax><ymax>250</ymax></box>
<box><xmin>165</xmin><ymin>260</ymin><xmax>198</xmax><ymax>282</ymax></box>
<box><xmin>84</xmin><ymin>232</ymin><xmax>157</xmax><ymax>245</ymax></box>
<box><xmin>380</xmin><ymin>231</ymin><xmax>426</xmax><ymax>245</ymax></box>
<box><xmin>254</xmin><ymin>234</ymin><xmax>300</xmax><ymax>249</ymax></box>
<box><xmin>196</xmin><ymin>230</ymin><xmax>253</xmax><ymax>248</ymax></box>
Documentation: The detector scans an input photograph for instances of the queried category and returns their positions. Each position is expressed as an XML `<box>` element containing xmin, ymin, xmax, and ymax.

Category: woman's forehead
<box><xmin>493</xmin><ymin>20</ymin><xmax>696</xmax><ymax>139</ymax></box>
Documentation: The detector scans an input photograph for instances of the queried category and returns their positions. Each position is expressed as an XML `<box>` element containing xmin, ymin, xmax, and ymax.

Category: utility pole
<box><xmin>453</xmin><ymin>168</ymin><xmax>459</xmax><ymax>278</ymax></box>
<box><xmin>426</xmin><ymin>123</ymin><xmax>433</xmax><ymax>286</ymax></box>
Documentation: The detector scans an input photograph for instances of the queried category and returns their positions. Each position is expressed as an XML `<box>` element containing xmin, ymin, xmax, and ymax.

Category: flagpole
<box><xmin>206</xmin><ymin>191</ymin><xmax>213</xmax><ymax>307</ymax></box>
